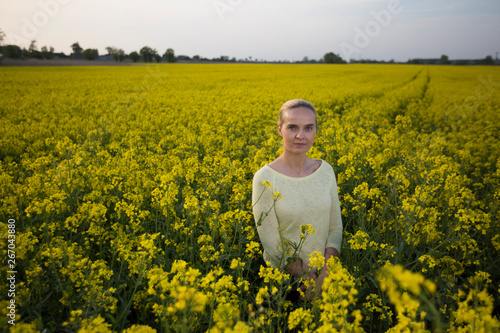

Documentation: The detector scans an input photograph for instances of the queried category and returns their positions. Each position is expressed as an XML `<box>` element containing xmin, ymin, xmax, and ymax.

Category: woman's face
<box><xmin>278</xmin><ymin>107</ymin><xmax>317</xmax><ymax>154</ymax></box>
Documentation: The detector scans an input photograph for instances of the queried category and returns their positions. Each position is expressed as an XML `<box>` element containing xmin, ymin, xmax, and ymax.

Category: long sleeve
<box><xmin>325</xmin><ymin>169</ymin><xmax>343</xmax><ymax>253</ymax></box>
<box><xmin>252</xmin><ymin>170</ymin><xmax>283</xmax><ymax>269</ymax></box>
<box><xmin>252</xmin><ymin>161</ymin><xmax>343</xmax><ymax>270</ymax></box>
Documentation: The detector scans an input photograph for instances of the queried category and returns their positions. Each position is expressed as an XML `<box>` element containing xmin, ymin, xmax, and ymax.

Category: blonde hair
<box><xmin>278</xmin><ymin>99</ymin><xmax>317</xmax><ymax>126</ymax></box>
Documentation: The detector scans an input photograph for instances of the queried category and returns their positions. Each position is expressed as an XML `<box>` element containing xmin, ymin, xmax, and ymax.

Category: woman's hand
<box><xmin>288</xmin><ymin>247</ymin><xmax>339</xmax><ymax>301</ymax></box>
<box><xmin>312</xmin><ymin>247</ymin><xmax>339</xmax><ymax>299</ymax></box>
<box><xmin>320</xmin><ymin>247</ymin><xmax>339</xmax><ymax>276</ymax></box>
<box><xmin>299</xmin><ymin>271</ymin><xmax>319</xmax><ymax>301</ymax></box>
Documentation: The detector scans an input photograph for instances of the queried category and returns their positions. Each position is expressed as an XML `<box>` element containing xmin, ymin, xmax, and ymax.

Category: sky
<box><xmin>1</xmin><ymin>0</ymin><xmax>499</xmax><ymax>62</ymax></box>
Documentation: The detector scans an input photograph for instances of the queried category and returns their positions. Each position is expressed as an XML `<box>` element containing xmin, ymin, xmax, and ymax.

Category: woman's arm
<box><xmin>307</xmin><ymin>247</ymin><xmax>339</xmax><ymax>299</ymax></box>
<box><xmin>285</xmin><ymin>257</ymin><xmax>318</xmax><ymax>301</ymax></box>
<box><xmin>252</xmin><ymin>172</ymin><xmax>284</xmax><ymax>269</ymax></box>
<box><xmin>320</xmin><ymin>247</ymin><xmax>339</xmax><ymax>278</ymax></box>
<box><xmin>285</xmin><ymin>246</ymin><xmax>339</xmax><ymax>300</ymax></box>
<box><xmin>325</xmin><ymin>168</ymin><xmax>343</xmax><ymax>256</ymax></box>
<box><xmin>285</xmin><ymin>257</ymin><xmax>315</xmax><ymax>279</ymax></box>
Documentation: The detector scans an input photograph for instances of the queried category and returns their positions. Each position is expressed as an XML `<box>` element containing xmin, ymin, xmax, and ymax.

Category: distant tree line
<box><xmin>323</xmin><ymin>52</ymin><xmax>347</xmax><ymax>64</ymax></box>
<box><xmin>0</xmin><ymin>40</ymin><xmax>179</xmax><ymax>63</ymax></box>
<box><xmin>1</xmin><ymin>39</ymin><xmax>57</xmax><ymax>60</ymax></box>
<box><xmin>0</xmin><ymin>28</ymin><xmax>180</xmax><ymax>64</ymax></box>
<box><xmin>407</xmin><ymin>54</ymin><xmax>496</xmax><ymax>66</ymax></box>
<box><xmin>293</xmin><ymin>53</ymin><xmax>347</xmax><ymax>64</ymax></box>
<box><xmin>0</xmin><ymin>28</ymin><xmax>497</xmax><ymax>65</ymax></box>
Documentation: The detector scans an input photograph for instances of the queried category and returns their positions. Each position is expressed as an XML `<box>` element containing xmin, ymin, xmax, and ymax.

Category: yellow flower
<box><xmin>309</xmin><ymin>251</ymin><xmax>325</xmax><ymax>272</ymax></box>
<box><xmin>256</xmin><ymin>286</ymin><xmax>269</xmax><ymax>305</ymax></box>
<box><xmin>300</xmin><ymin>224</ymin><xmax>317</xmax><ymax>239</ymax></box>
<box><xmin>123</xmin><ymin>325</ymin><xmax>157</xmax><ymax>333</ymax></box>
<box><xmin>274</xmin><ymin>191</ymin><xmax>283</xmax><ymax>200</ymax></box>
<box><xmin>288</xmin><ymin>308</ymin><xmax>314</xmax><ymax>331</ymax></box>
<box><xmin>348</xmin><ymin>230</ymin><xmax>370</xmax><ymax>250</ymax></box>
<box><xmin>230</xmin><ymin>258</ymin><xmax>245</xmax><ymax>270</ymax></box>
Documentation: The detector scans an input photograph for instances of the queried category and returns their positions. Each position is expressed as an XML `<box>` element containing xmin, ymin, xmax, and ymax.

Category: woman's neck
<box><xmin>275</xmin><ymin>151</ymin><xmax>311</xmax><ymax>177</ymax></box>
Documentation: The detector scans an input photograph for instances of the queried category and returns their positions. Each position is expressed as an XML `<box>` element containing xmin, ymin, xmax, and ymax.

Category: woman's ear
<box><xmin>277</xmin><ymin>124</ymin><xmax>283</xmax><ymax>137</ymax></box>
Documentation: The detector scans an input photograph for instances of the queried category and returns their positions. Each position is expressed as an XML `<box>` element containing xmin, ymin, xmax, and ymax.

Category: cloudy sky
<box><xmin>1</xmin><ymin>0</ymin><xmax>499</xmax><ymax>62</ymax></box>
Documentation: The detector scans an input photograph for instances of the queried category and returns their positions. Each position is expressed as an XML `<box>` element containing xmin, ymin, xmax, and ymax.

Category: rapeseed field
<box><xmin>0</xmin><ymin>64</ymin><xmax>499</xmax><ymax>332</ymax></box>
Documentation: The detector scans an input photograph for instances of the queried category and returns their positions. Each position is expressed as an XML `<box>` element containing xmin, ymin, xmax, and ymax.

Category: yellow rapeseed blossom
<box><xmin>492</xmin><ymin>234</ymin><xmax>500</xmax><ymax>251</ymax></box>
<box><xmin>377</xmin><ymin>263</ymin><xmax>438</xmax><ymax>331</ymax></box>
<box><xmin>230</xmin><ymin>258</ymin><xmax>245</xmax><ymax>270</ymax></box>
<box><xmin>122</xmin><ymin>325</ymin><xmax>157</xmax><ymax>333</ymax></box>
<box><xmin>319</xmin><ymin>257</ymin><xmax>364</xmax><ymax>332</ymax></box>
<box><xmin>259</xmin><ymin>264</ymin><xmax>289</xmax><ymax>284</ymax></box>
<box><xmin>288</xmin><ymin>307</ymin><xmax>314</xmax><ymax>331</ymax></box>
<box><xmin>2</xmin><ymin>64</ymin><xmax>499</xmax><ymax>332</ymax></box>
<box><xmin>348</xmin><ymin>230</ymin><xmax>370</xmax><ymax>250</ymax></box>
<box><xmin>309</xmin><ymin>251</ymin><xmax>325</xmax><ymax>272</ymax></box>
<box><xmin>449</xmin><ymin>274</ymin><xmax>500</xmax><ymax>332</ymax></box>
<box><xmin>256</xmin><ymin>286</ymin><xmax>269</xmax><ymax>305</ymax></box>
<box><xmin>300</xmin><ymin>223</ymin><xmax>316</xmax><ymax>239</ymax></box>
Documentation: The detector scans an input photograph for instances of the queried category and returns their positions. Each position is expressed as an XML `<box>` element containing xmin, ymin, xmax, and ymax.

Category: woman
<box><xmin>252</xmin><ymin>99</ymin><xmax>343</xmax><ymax>299</ymax></box>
